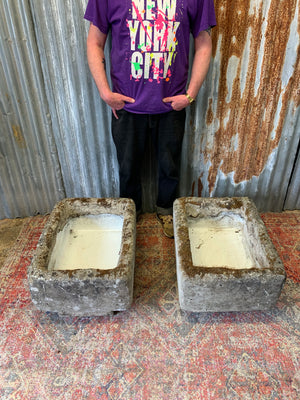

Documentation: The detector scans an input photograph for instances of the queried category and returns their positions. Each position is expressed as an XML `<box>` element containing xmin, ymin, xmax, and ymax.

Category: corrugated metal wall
<box><xmin>29</xmin><ymin>0</ymin><xmax>119</xmax><ymax>200</ymax></box>
<box><xmin>180</xmin><ymin>0</ymin><xmax>300</xmax><ymax>211</ymax></box>
<box><xmin>0</xmin><ymin>0</ymin><xmax>65</xmax><ymax>217</ymax></box>
<box><xmin>285</xmin><ymin>145</ymin><xmax>300</xmax><ymax>210</ymax></box>
<box><xmin>0</xmin><ymin>0</ymin><xmax>299</xmax><ymax>218</ymax></box>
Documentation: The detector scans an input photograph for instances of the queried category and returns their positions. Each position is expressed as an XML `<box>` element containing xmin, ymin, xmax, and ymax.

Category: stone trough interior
<box><xmin>174</xmin><ymin>197</ymin><xmax>286</xmax><ymax>312</ymax></box>
<box><xmin>48</xmin><ymin>214</ymin><xmax>124</xmax><ymax>271</ymax></box>
<box><xmin>28</xmin><ymin>198</ymin><xmax>136</xmax><ymax>317</ymax></box>
<box><xmin>188</xmin><ymin>212</ymin><xmax>255</xmax><ymax>270</ymax></box>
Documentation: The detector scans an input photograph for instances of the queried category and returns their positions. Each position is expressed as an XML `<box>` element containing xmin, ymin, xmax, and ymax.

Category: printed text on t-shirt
<box><xmin>127</xmin><ymin>0</ymin><xmax>180</xmax><ymax>82</ymax></box>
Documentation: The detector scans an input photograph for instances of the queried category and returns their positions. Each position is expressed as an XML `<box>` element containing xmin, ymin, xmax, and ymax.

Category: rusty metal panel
<box><xmin>0</xmin><ymin>0</ymin><xmax>65</xmax><ymax>218</ymax></box>
<box><xmin>180</xmin><ymin>0</ymin><xmax>300</xmax><ymax>211</ymax></box>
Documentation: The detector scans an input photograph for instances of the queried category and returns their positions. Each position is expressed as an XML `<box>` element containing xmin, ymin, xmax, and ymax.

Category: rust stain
<box><xmin>206</xmin><ymin>98</ymin><xmax>214</xmax><ymax>125</ymax></box>
<box><xmin>12</xmin><ymin>125</ymin><xmax>26</xmax><ymax>148</ymax></box>
<box><xmin>198</xmin><ymin>175</ymin><xmax>203</xmax><ymax>196</ymax></box>
<box><xmin>191</xmin><ymin>181</ymin><xmax>195</xmax><ymax>196</ymax></box>
<box><xmin>206</xmin><ymin>0</ymin><xmax>299</xmax><ymax>193</ymax></box>
<box><xmin>191</xmin><ymin>176</ymin><xmax>204</xmax><ymax>197</ymax></box>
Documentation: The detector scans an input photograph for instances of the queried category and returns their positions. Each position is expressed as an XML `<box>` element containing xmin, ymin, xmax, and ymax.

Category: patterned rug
<box><xmin>0</xmin><ymin>212</ymin><xmax>299</xmax><ymax>400</ymax></box>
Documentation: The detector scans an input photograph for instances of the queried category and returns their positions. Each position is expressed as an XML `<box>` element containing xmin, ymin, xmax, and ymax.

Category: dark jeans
<box><xmin>111</xmin><ymin>109</ymin><xmax>186</xmax><ymax>213</ymax></box>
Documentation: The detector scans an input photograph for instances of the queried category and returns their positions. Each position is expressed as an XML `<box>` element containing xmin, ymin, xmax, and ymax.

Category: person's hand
<box><xmin>105</xmin><ymin>92</ymin><xmax>135</xmax><ymax>119</ymax></box>
<box><xmin>163</xmin><ymin>94</ymin><xmax>190</xmax><ymax>111</ymax></box>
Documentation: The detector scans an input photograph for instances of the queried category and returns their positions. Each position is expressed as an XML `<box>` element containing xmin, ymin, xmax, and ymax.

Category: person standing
<box><xmin>85</xmin><ymin>0</ymin><xmax>216</xmax><ymax>237</ymax></box>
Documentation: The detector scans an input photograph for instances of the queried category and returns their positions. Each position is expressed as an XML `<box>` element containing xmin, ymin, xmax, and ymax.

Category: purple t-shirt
<box><xmin>84</xmin><ymin>0</ymin><xmax>216</xmax><ymax>114</ymax></box>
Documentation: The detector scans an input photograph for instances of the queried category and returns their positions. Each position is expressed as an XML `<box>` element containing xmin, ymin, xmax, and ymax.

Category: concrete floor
<box><xmin>0</xmin><ymin>217</ymin><xmax>29</xmax><ymax>266</ymax></box>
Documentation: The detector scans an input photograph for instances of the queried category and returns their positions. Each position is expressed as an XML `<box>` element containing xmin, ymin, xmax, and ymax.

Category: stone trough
<box><xmin>28</xmin><ymin>198</ymin><xmax>136</xmax><ymax>316</ymax></box>
<box><xmin>173</xmin><ymin>197</ymin><xmax>286</xmax><ymax>312</ymax></box>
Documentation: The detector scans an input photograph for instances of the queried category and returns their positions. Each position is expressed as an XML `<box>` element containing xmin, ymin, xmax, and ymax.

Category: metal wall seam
<box><xmin>285</xmin><ymin>114</ymin><xmax>300</xmax><ymax>210</ymax></box>
<box><xmin>285</xmin><ymin>154</ymin><xmax>300</xmax><ymax>210</ymax></box>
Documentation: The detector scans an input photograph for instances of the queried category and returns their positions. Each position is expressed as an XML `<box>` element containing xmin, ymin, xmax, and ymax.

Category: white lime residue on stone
<box><xmin>188</xmin><ymin>214</ymin><xmax>254</xmax><ymax>269</ymax></box>
<box><xmin>49</xmin><ymin>214</ymin><xmax>124</xmax><ymax>271</ymax></box>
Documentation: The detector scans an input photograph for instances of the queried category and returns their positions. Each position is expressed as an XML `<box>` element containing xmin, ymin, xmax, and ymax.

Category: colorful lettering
<box><xmin>129</xmin><ymin>0</ymin><xmax>179</xmax><ymax>82</ymax></box>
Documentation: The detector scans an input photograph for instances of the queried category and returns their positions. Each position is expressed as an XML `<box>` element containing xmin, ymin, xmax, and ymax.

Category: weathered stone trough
<box><xmin>173</xmin><ymin>197</ymin><xmax>286</xmax><ymax>312</ymax></box>
<box><xmin>28</xmin><ymin>198</ymin><xmax>136</xmax><ymax>316</ymax></box>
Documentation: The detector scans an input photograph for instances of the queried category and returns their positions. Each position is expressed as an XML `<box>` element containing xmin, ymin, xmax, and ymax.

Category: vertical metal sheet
<box><xmin>29</xmin><ymin>0</ymin><xmax>119</xmax><ymax>200</ymax></box>
<box><xmin>180</xmin><ymin>0</ymin><xmax>300</xmax><ymax>211</ymax></box>
<box><xmin>285</xmin><ymin>147</ymin><xmax>300</xmax><ymax>210</ymax></box>
<box><xmin>0</xmin><ymin>0</ymin><xmax>65</xmax><ymax>218</ymax></box>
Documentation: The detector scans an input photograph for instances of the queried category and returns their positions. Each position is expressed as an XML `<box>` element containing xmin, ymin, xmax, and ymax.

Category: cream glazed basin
<box><xmin>173</xmin><ymin>197</ymin><xmax>286</xmax><ymax>312</ymax></box>
<box><xmin>28</xmin><ymin>198</ymin><xmax>136</xmax><ymax>316</ymax></box>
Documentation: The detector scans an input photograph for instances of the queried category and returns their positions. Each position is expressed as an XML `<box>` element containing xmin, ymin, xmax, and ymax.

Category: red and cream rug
<box><xmin>0</xmin><ymin>212</ymin><xmax>299</xmax><ymax>399</ymax></box>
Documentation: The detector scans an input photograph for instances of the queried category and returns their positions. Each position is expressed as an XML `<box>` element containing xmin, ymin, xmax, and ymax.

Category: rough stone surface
<box><xmin>28</xmin><ymin>198</ymin><xmax>136</xmax><ymax>316</ymax></box>
<box><xmin>173</xmin><ymin>197</ymin><xmax>286</xmax><ymax>312</ymax></box>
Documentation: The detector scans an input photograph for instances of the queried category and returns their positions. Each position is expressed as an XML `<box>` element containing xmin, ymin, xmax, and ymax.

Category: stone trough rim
<box><xmin>173</xmin><ymin>196</ymin><xmax>286</xmax><ymax>279</ymax></box>
<box><xmin>28</xmin><ymin>197</ymin><xmax>136</xmax><ymax>282</ymax></box>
